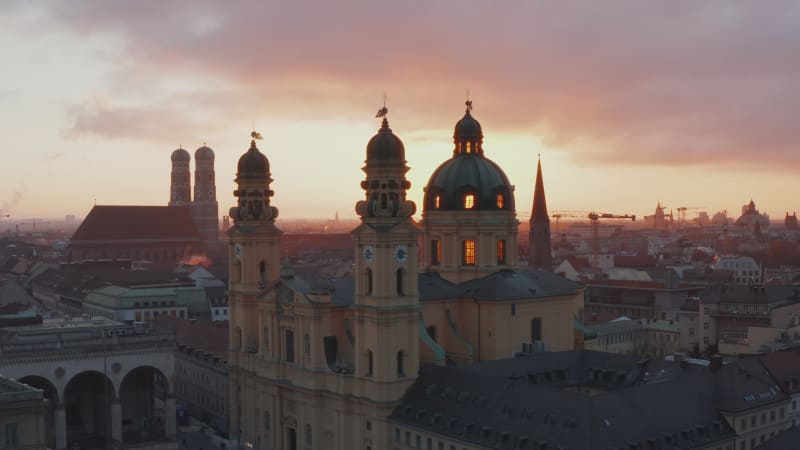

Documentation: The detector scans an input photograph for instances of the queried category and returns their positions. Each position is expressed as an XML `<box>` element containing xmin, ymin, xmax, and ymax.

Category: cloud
<box><xmin>18</xmin><ymin>1</ymin><xmax>800</xmax><ymax>169</ymax></box>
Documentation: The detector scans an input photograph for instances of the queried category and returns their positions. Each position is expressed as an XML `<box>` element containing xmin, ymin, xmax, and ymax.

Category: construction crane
<box><xmin>551</xmin><ymin>211</ymin><xmax>591</xmax><ymax>235</ymax></box>
<box><xmin>588</xmin><ymin>212</ymin><xmax>636</xmax><ymax>267</ymax></box>
<box><xmin>676</xmin><ymin>206</ymin><xmax>706</xmax><ymax>227</ymax></box>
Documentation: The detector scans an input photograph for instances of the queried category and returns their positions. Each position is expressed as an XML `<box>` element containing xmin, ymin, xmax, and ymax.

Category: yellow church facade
<box><xmin>227</xmin><ymin>103</ymin><xmax>583</xmax><ymax>450</ymax></box>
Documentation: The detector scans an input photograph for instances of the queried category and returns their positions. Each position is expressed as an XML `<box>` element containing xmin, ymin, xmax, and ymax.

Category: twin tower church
<box><xmin>227</xmin><ymin>102</ymin><xmax>584</xmax><ymax>450</ymax></box>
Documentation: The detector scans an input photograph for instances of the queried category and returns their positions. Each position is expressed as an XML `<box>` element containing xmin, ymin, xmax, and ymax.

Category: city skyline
<box><xmin>2</xmin><ymin>2</ymin><xmax>800</xmax><ymax>221</ymax></box>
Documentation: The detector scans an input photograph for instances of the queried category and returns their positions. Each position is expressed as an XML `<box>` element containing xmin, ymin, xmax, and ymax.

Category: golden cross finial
<box><xmin>465</xmin><ymin>89</ymin><xmax>473</xmax><ymax>112</ymax></box>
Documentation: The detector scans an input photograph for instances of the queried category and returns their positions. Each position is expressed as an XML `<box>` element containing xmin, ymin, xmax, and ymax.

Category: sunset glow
<box><xmin>1</xmin><ymin>2</ymin><xmax>799</xmax><ymax>222</ymax></box>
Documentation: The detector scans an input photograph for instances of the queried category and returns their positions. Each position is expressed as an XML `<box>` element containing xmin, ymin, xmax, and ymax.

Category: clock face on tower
<box><xmin>362</xmin><ymin>245</ymin><xmax>375</xmax><ymax>264</ymax></box>
<box><xmin>394</xmin><ymin>244</ymin><xmax>409</xmax><ymax>264</ymax></box>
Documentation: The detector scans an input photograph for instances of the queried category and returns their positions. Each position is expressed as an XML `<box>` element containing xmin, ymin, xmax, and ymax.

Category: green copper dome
<box><xmin>424</xmin><ymin>154</ymin><xmax>514</xmax><ymax>212</ymax></box>
<box><xmin>424</xmin><ymin>104</ymin><xmax>514</xmax><ymax>213</ymax></box>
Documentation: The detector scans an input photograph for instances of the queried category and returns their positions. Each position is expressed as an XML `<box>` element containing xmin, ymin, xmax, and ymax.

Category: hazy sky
<box><xmin>1</xmin><ymin>1</ymin><xmax>799</xmax><ymax>222</ymax></box>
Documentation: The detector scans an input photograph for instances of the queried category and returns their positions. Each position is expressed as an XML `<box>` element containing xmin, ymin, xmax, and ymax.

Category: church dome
<box><xmin>366</xmin><ymin>118</ymin><xmax>405</xmax><ymax>167</ymax></box>
<box><xmin>424</xmin><ymin>104</ymin><xmax>514</xmax><ymax>213</ymax></box>
<box><xmin>424</xmin><ymin>155</ymin><xmax>514</xmax><ymax>212</ymax></box>
<box><xmin>195</xmin><ymin>145</ymin><xmax>215</xmax><ymax>161</ymax></box>
<box><xmin>171</xmin><ymin>147</ymin><xmax>190</xmax><ymax>162</ymax></box>
<box><xmin>237</xmin><ymin>140</ymin><xmax>269</xmax><ymax>180</ymax></box>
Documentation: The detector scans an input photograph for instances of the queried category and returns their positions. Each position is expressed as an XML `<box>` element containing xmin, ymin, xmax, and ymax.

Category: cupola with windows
<box><xmin>423</xmin><ymin>101</ymin><xmax>515</xmax><ymax>214</ymax></box>
<box><xmin>421</xmin><ymin>101</ymin><xmax>519</xmax><ymax>282</ymax></box>
<box><xmin>230</xmin><ymin>135</ymin><xmax>278</xmax><ymax>223</ymax></box>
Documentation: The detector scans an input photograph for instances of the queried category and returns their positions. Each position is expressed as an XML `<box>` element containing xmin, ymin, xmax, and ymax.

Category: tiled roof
<box><xmin>392</xmin><ymin>352</ymin><xmax>785</xmax><ymax>450</ymax></box>
<box><xmin>70</xmin><ymin>205</ymin><xmax>201</xmax><ymax>242</ymax></box>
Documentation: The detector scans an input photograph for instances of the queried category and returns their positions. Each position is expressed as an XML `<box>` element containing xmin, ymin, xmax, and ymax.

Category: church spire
<box><xmin>529</xmin><ymin>155</ymin><xmax>552</xmax><ymax>270</ymax></box>
<box><xmin>531</xmin><ymin>155</ymin><xmax>548</xmax><ymax>221</ymax></box>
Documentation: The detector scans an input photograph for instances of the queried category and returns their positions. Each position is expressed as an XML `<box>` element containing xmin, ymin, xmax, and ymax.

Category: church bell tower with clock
<box><xmin>352</xmin><ymin>108</ymin><xmax>421</xmax><ymax>428</ymax></box>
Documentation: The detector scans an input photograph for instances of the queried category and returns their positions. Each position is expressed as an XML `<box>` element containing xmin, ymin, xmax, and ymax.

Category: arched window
<box><xmin>496</xmin><ymin>193</ymin><xmax>505</xmax><ymax>209</ymax></box>
<box><xmin>396</xmin><ymin>269</ymin><xmax>404</xmax><ymax>295</ymax></box>
<box><xmin>259</xmin><ymin>260</ymin><xmax>267</xmax><ymax>286</ymax></box>
<box><xmin>463</xmin><ymin>193</ymin><xmax>476</xmax><ymax>210</ymax></box>
<box><xmin>366</xmin><ymin>350</ymin><xmax>374</xmax><ymax>376</ymax></box>
<box><xmin>466</xmin><ymin>142</ymin><xmax>472</xmax><ymax>154</ymax></box>
<box><xmin>397</xmin><ymin>350</ymin><xmax>405</xmax><ymax>377</ymax></box>
<box><xmin>366</xmin><ymin>269</ymin><xmax>373</xmax><ymax>295</ymax></box>
<box><xmin>434</xmin><ymin>194</ymin><xmax>441</xmax><ymax>209</ymax></box>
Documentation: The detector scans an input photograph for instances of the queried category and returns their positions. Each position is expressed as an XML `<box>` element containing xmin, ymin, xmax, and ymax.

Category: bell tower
<box><xmin>169</xmin><ymin>147</ymin><xmax>191</xmax><ymax>206</ymax></box>
<box><xmin>193</xmin><ymin>145</ymin><xmax>220</xmax><ymax>243</ymax></box>
<box><xmin>352</xmin><ymin>108</ymin><xmax>421</xmax><ymax>416</ymax></box>
<box><xmin>228</xmin><ymin>134</ymin><xmax>281</xmax><ymax>352</ymax></box>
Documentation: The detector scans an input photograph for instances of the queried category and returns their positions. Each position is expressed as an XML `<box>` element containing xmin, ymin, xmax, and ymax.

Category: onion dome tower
<box><xmin>529</xmin><ymin>156</ymin><xmax>552</xmax><ymax>270</ymax></box>
<box><xmin>169</xmin><ymin>147</ymin><xmax>191</xmax><ymax>206</ymax></box>
<box><xmin>421</xmin><ymin>100</ymin><xmax>519</xmax><ymax>282</ymax></box>
<box><xmin>192</xmin><ymin>145</ymin><xmax>220</xmax><ymax>244</ymax></box>
<box><xmin>352</xmin><ymin>106</ymin><xmax>420</xmax><ymax>420</ymax></box>
<box><xmin>227</xmin><ymin>133</ymin><xmax>281</xmax><ymax>386</ymax></box>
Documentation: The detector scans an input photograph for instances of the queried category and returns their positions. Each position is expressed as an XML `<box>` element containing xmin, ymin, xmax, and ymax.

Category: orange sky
<box><xmin>1</xmin><ymin>2</ymin><xmax>799</xmax><ymax>222</ymax></box>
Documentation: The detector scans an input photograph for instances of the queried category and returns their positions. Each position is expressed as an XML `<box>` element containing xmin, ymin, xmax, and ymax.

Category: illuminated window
<box><xmin>466</xmin><ymin>142</ymin><xmax>472</xmax><ymax>153</ymax></box>
<box><xmin>434</xmin><ymin>195</ymin><xmax>441</xmax><ymax>209</ymax></box>
<box><xmin>462</xmin><ymin>240</ymin><xmax>476</xmax><ymax>266</ymax></box>
<box><xmin>497</xmin><ymin>239</ymin><xmax>506</xmax><ymax>264</ymax></box>
<box><xmin>431</xmin><ymin>240</ymin><xmax>441</xmax><ymax>265</ymax></box>
<box><xmin>464</xmin><ymin>193</ymin><xmax>476</xmax><ymax>209</ymax></box>
<box><xmin>496</xmin><ymin>193</ymin><xmax>505</xmax><ymax>209</ymax></box>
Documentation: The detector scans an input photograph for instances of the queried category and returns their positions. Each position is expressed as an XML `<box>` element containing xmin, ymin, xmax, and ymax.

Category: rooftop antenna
<box><xmin>376</xmin><ymin>92</ymin><xmax>388</xmax><ymax>118</ymax></box>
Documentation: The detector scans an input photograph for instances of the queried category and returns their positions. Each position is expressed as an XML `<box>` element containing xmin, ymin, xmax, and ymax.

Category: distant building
<box><xmin>643</xmin><ymin>201</ymin><xmax>671</xmax><ymax>229</ymax></box>
<box><xmin>736</xmin><ymin>199</ymin><xmax>770</xmax><ymax>233</ymax></box>
<box><xmin>0</xmin><ymin>375</ymin><xmax>48</xmax><ymax>450</ymax></box>
<box><xmin>712</xmin><ymin>255</ymin><xmax>762</xmax><ymax>285</ymax></box>
<box><xmin>66</xmin><ymin>205</ymin><xmax>204</xmax><ymax>267</ymax></box>
<box><xmin>584</xmin><ymin>317</ymin><xmax>680</xmax><ymax>356</ymax></box>
<box><xmin>784</xmin><ymin>212</ymin><xmax>798</xmax><ymax>230</ymax></box>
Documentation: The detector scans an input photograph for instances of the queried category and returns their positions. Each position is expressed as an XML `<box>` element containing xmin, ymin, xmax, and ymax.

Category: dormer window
<box><xmin>434</xmin><ymin>195</ymin><xmax>441</xmax><ymax>209</ymax></box>
<box><xmin>464</xmin><ymin>193</ymin><xmax>476</xmax><ymax>209</ymax></box>
<box><xmin>496</xmin><ymin>193</ymin><xmax>505</xmax><ymax>209</ymax></box>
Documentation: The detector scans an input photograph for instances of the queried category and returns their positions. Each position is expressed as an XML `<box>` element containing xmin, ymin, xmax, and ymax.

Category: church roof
<box><xmin>70</xmin><ymin>205</ymin><xmax>202</xmax><ymax>243</ymax></box>
<box><xmin>328</xmin><ymin>269</ymin><xmax>582</xmax><ymax>307</ymax></box>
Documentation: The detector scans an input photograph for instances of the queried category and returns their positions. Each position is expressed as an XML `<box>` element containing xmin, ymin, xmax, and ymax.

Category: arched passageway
<box><xmin>63</xmin><ymin>371</ymin><xmax>115</xmax><ymax>450</ymax></box>
<box><xmin>119</xmin><ymin>366</ymin><xmax>170</xmax><ymax>444</ymax></box>
<box><xmin>18</xmin><ymin>376</ymin><xmax>58</xmax><ymax>449</ymax></box>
